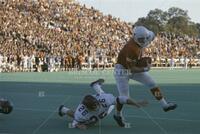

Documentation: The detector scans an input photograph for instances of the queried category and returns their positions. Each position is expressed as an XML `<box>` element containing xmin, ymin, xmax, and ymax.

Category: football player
<box><xmin>114</xmin><ymin>25</ymin><xmax>177</xmax><ymax>127</ymax></box>
<box><xmin>58</xmin><ymin>79</ymin><xmax>147</xmax><ymax>129</ymax></box>
<box><xmin>0</xmin><ymin>98</ymin><xmax>13</xmax><ymax>114</ymax></box>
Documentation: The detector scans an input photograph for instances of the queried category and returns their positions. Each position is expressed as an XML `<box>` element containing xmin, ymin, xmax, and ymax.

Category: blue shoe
<box><xmin>90</xmin><ymin>79</ymin><xmax>105</xmax><ymax>87</ymax></box>
<box><xmin>163</xmin><ymin>102</ymin><xmax>177</xmax><ymax>112</ymax></box>
<box><xmin>113</xmin><ymin>115</ymin><xmax>125</xmax><ymax>127</ymax></box>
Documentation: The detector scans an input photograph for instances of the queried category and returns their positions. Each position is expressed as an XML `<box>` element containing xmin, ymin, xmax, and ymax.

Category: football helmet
<box><xmin>0</xmin><ymin>98</ymin><xmax>13</xmax><ymax>114</ymax></box>
<box><xmin>82</xmin><ymin>95</ymin><xmax>100</xmax><ymax>111</ymax></box>
<box><xmin>133</xmin><ymin>26</ymin><xmax>155</xmax><ymax>48</ymax></box>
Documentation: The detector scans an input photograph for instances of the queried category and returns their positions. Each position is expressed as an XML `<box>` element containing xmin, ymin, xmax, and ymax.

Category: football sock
<box><xmin>92</xmin><ymin>84</ymin><xmax>104</xmax><ymax>94</ymax></box>
<box><xmin>107</xmin><ymin>105</ymin><xmax>115</xmax><ymax>115</ymax></box>
<box><xmin>61</xmin><ymin>107</ymin><xmax>70</xmax><ymax>115</ymax></box>
<box><xmin>160</xmin><ymin>98</ymin><xmax>168</xmax><ymax>107</ymax></box>
<box><xmin>116</xmin><ymin>110</ymin><xmax>122</xmax><ymax>116</ymax></box>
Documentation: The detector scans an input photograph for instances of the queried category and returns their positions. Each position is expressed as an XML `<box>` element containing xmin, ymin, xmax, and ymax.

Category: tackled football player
<box><xmin>58</xmin><ymin>79</ymin><xmax>147</xmax><ymax>129</ymax></box>
<box><xmin>113</xmin><ymin>26</ymin><xmax>177</xmax><ymax>127</ymax></box>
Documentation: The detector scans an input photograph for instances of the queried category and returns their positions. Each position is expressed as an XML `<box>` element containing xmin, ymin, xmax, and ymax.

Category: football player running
<box><xmin>0</xmin><ymin>98</ymin><xmax>13</xmax><ymax>114</ymax></box>
<box><xmin>58</xmin><ymin>79</ymin><xmax>148</xmax><ymax>129</ymax></box>
<box><xmin>114</xmin><ymin>25</ymin><xmax>177</xmax><ymax>127</ymax></box>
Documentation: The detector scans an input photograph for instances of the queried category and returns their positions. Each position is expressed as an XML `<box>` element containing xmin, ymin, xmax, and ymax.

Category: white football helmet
<box><xmin>133</xmin><ymin>26</ymin><xmax>155</xmax><ymax>48</ymax></box>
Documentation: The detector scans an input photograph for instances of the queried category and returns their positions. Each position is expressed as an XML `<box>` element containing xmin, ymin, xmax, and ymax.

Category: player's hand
<box><xmin>76</xmin><ymin>124</ymin><xmax>87</xmax><ymax>130</ymax></box>
<box><xmin>134</xmin><ymin>57</ymin><xmax>152</xmax><ymax>72</ymax></box>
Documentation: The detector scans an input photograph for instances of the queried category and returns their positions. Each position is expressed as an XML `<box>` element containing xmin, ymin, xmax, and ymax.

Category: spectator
<box><xmin>0</xmin><ymin>0</ymin><xmax>199</xmax><ymax>73</ymax></box>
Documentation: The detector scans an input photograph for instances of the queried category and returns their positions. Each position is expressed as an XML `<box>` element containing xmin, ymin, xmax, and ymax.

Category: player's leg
<box><xmin>113</xmin><ymin>100</ymin><xmax>125</xmax><ymax>127</ymax></box>
<box><xmin>102</xmin><ymin>93</ymin><xmax>116</xmax><ymax>118</ymax></box>
<box><xmin>114</xmin><ymin>64</ymin><xmax>130</xmax><ymax>127</ymax></box>
<box><xmin>131</xmin><ymin>72</ymin><xmax>177</xmax><ymax>112</ymax></box>
<box><xmin>90</xmin><ymin>79</ymin><xmax>105</xmax><ymax>94</ymax></box>
<box><xmin>58</xmin><ymin>105</ymin><xmax>74</xmax><ymax>118</ymax></box>
<box><xmin>107</xmin><ymin>105</ymin><xmax>115</xmax><ymax>115</ymax></box>
<box><xmin>114</xmin><ymin>64</ymin><xmax>130</xmax><ymax>97</ymax></box>
<box><xmin>90</xmin><ymin>79</ymin><xmax>116</xmax><ymax>120</ymax></box>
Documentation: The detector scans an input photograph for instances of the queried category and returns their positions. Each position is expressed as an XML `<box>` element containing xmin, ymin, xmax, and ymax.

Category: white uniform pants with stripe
<box><xmin>114</xmin><ymin>64</ymin><xmax>157</xmax><ymax>97</ymax></box>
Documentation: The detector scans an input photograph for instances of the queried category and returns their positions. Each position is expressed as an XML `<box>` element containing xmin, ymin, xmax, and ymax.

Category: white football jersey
<box><xmin>72</xmin><ymin>93</ymin><xmax>116</xmax><ymax>127</ymax></box>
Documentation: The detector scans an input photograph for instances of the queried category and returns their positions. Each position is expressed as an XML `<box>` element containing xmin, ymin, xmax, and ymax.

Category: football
<box><xmin>136</xmin><ymin>57</ymin><xmax>152</xmax><ymax>67</ymax></box>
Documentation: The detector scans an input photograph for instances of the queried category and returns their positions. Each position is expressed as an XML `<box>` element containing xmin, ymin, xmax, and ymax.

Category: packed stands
<box><xmin>0</xmin><ymin>0</ymin><xmax>200</xmax><ymax>72</ymax></box>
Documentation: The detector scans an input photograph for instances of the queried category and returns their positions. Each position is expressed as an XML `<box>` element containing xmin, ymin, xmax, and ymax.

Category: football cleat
<box><xmin>113</xmin><ymin>115</ymin><xmax>125</xmax><ymax>127</ymax></box>
<box><xmin>90</xmin><ymin>79</ymin><xmax>105</xmax><ymax>87</ymax></box>
<box><xmin>58</xmin><ymin>105</ymin><xmax>65</xmax><ymax>117</ymax></box>
<box><xmin>163</xmin><ymin>102</ymin><xmax>177</xmax><ymax>112</ymax></box>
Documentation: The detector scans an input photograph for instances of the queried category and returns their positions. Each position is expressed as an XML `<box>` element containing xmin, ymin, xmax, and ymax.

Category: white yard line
<box><xmin>31</xmin><ymin>96</ymin><xmax>71</xmax><ymax>134</ymax></box>
<box><xmin>139</xmin><ymin>108</ymin><xmax>168</xmax><ymax>134</ymax></box>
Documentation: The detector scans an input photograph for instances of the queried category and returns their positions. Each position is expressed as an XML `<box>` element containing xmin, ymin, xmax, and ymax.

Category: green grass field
<box><xmin>0</xmin><ymin>69</ymin><xmax>200</xmax><ymax>134</ymax></box>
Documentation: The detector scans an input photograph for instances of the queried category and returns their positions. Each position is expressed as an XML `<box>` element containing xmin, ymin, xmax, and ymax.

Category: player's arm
<box><xmin>72</xmin><ymin>106</ymin><xmax>97</xmax><ymax>130</ymax></box>
<box><xmin>76</xmin><ymin>124</ymin><xmax>87</xmax><ymax>130</ymax></box>
<box><xmin>126</xmin><ymin>56</ymin><xmax>150</xmax><ymax>73</ymax></box>
<box><xmin>116</xmin><ymin>96</ymin><xmax>148</xmax><ymax>108</ymax></box>
<box><xmin>72</xmin><ymin>120</ymin><xmax>87</xmax><ymax>130</ymax></box>
<box><xmin>72</xmin><ymin>118</ymin><xmax>97</xmax><ymax>130</ymax></box>
<box><xmin>106</xmin><ymin>93</ymin><xmax>148</xmax><ymax>108</ymax></box>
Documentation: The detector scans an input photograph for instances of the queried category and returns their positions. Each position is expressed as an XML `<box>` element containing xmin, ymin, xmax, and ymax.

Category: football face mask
<box><xmin>133</xmin><ymin>26</ymin><xmax>155</xmax><ymax>48</ymax></box>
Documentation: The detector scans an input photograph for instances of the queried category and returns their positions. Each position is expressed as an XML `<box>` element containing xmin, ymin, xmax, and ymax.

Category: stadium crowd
<box><xmin>0</xmin><ymin>0</ymin><xmax>200</xmax><ymax>72</ymax></box>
